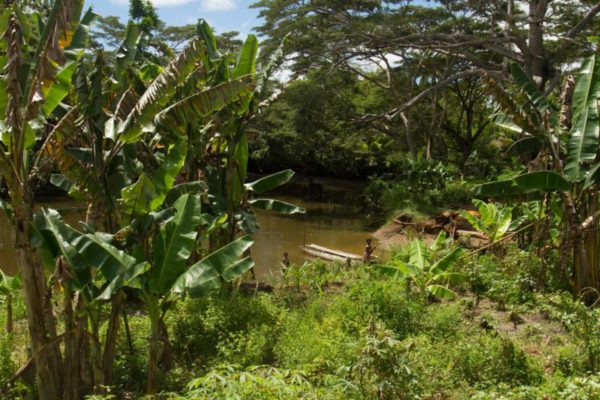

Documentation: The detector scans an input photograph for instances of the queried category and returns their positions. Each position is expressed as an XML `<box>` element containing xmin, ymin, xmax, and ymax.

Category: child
<box><xmin>282</xmin><ymin>252</ymin><xmax>290</xmax><ymax>270</ymax></box>
<box><xmin>363</xmin><ymin>238</ymin><xmax>376</xmax><ymax>264</ymax></box>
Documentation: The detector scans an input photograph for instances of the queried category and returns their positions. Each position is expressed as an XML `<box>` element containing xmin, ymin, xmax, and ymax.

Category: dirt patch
<box><xmin>374</xmin><ymin>211</ymin><xmax>487</xmax><ymax>250</ymax></box>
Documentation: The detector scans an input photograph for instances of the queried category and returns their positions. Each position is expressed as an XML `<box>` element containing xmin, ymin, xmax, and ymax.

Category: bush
<box><xmin>169</xmin><ymin>293</ymin><xmax>281</xmax><ymax>369</ymax></box>
<box><xmin>273</xmin><ymin>296</ymin><xmax>359</xmax><ymax>372</ymax></box>
<box><xmin>347</xmin><ymin>278</ymin><xmax>423</xmax><ymax>339</ymax></box>
<box><xmin>465</xmin><ymin>248</ymin><xmax>541</xmax><ymax>306</ymax></box>
<box><xmin>177</xmin><ymin>365</ymin><xmax>345</xmax><ymax>400</ymax></box>
<box><xmin>451</xmin><ymin>334</ymin><xmax>542</xmax><ymax>387</ymax></box>
<box><xmin>111</xmin><ymin>314</ymin><xmax>150</xmax><ymax>393</ymax></box>
<box><xmin>0</xmin><ymin>335</ymin><xmax>20</xmax><ymax>398</ymax></box>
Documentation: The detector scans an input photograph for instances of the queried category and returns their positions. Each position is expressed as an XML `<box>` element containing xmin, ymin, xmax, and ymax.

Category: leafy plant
<box><xmin>379</xmin><ymin>233</ymin><xmax>465</xmax><ymax>300</ymax></box>
<box><xmin>461</xmin><ymin>199</ymin><xmax>521</xmax><ymax>243</ymax></box>
<box><xmin>0</xmin><ymin>271</ymin><xmax>20</xmax><ymax>334</ymax></box>
<box><xmin>476</xmin><ymin>57</ymin><xmax>600</xmax><ymax>297</ymax></box>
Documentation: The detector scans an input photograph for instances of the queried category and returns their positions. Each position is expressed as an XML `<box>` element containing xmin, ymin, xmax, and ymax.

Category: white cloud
<box><xmin>110</xmin><ymin>0</ymin><xmax>197</xmax><ymax>6</ymax></box>
<box><xmin>201</xmin><ymin>0</ymin><xmax>236</xmax><ymax>11</ymax></box>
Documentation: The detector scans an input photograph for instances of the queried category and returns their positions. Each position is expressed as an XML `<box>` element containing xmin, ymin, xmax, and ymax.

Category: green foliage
<box><xmin>379</xmin><ymin>232</ymin><xmax>465</xmax><ymax>300</ymax></box>
<box><xmin>179</xmin><ymin>365</ymin><xmax>343</xmax><ymax>400</ymax></box>
<box><xmin>274</xmin><ymin>295</ymin><xmax>360</xmax><ymax>371</ymax></box>
<box><xmin>110</xmin><ymin>314</ymin><xmax>150</xmax><ymax>393</ymax></box>
<box><xmin>461</xmin><ymin>199</ymin><xmax>518</xmax><ymax>243</ymax></box>
<box><xmin>363</xmin><ymin>163</ymin><xmax>473</xmax><ymax>217</ymax></box>
<box><xmin>169</xmin><ymin>293</ymin><xmax>281</xmax><ymax>368</ymax></box>
<box><xmin>0</xmin><ymin>335</ymin><xmax>16</xmax><ymax>395</ymax></box>
<box><xmin>465</xmin><ymin>248</ymin><xmax>543</xmax><ymax>306</ymax></box>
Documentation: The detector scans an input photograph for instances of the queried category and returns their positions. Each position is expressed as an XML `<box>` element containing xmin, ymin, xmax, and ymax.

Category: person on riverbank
<box><xmin>282</xmin><ymin>252</ymin><xmax>290</xmax><ymax>271</ymax></box>
<box><xmin>363</xmin><ymin>238</ymin><xmax>375</xmax><ymax>264</ymax></box>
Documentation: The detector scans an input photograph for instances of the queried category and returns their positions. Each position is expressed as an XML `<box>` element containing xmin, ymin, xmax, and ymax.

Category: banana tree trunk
<box><xmin>15</xmin><ymin>204</ymin><xmax>63</xmax><ymax>400</ymax></box>
<box><xmin>576</xmin><ymin>193</ymin><xmax>600</xmax><ymax>301</ymax></box>
<box><xmin>63</xmin><ymin>288</ymin><xmax>80</xmax><ymax>400</ymax></box>
<box><xmin>102</xmin><ymin>292</ymin><xmax>124</xmax><ymax>386</ymax></box>
<box><xmin>146</xmin><ymin>296</ymin><xmax>160</xmax><ymax>395</ymax></box>
<box><xmin>5</xmin><ymin>292</ymin><xmax>12</xmax><ymax>334</ymax></box>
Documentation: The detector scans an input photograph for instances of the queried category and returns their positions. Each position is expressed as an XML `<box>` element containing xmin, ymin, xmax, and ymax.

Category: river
<box><xmin>0</xmin><ymin>188</ymin><xmax>376</xmax><ymax>279</ymax></box>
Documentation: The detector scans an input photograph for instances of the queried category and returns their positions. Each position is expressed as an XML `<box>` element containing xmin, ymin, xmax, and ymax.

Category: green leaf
<box><xmin>409</xmin><ymin>240</ymin><xmax>426</xmax><ymax>271</ymax></box>
<box><xmin>245</xmin><ymin>169</ymin><xmax>295</xmax><ymax>194</ymax></box>
<box><xmin>506</xmin><ymin>137</ymin><xmax>543</xmax><ymax>157</ymax></box>
<box><xmin>510</xmin><ymin>63</ymin><xmax>555</xmax><ymax>114</ymax></box>
<box><xmin>393</xmin><ymin>262</ymin><xmax>420</xmax><ymax>276</ymax></box>
<box><xmin>583</xmin><ymin>163</ymin><xmax>600</xmax><ymax>191</ymax></box>
<box><xmin>35</xmin><ymin>209</ymin><xmax>137</xmax><ymax>288</ymax></box>
<box><xmin>427</xmin><ymin>284</ymin><xmax>456</xmax><ymax>299</ymax></box>
<box><xmin>121</xmin><ymin>173</ymin><xmax>156</xmax><ymax>217</ymax></box>
<box><xmin>249</xmin><ymin>198</ymin><xmax>305</xmax><ymax>214</ymax></box>
<box><xmin>496</xmin><ymin>207</ymin><xmax>514</xmax><ymax>240</ymax></box>
<box><xmin>222</xmin><ymin>257</ymin><xmax>255</xmax><ymax>282</ymax></box>
<box><xmin>171</xmin><ymin>235</ymin><xmax>254</xmax><ymax>298</ymax></box>
<box><xmin>97</xmin><ymin>262</ymin><xmax>149</xmax><ymax>301</ymax></box>
<box><xmin>41</xmin><ymin>7</ymin><xmax>96</xmax><ymax>115</ymax></box>
<box><xmin>431</xmin><ymin>247</ymin><xmax>464</xmax><ymax>274</ymax></box>
<box><xmin>115</xmin><ymin>22</ymin><xmax>141</xmax><ymax>82</ymax></box>
<box><xmin>50</xmin><ymin>174</ymin><xmax>73</xmax><ymax>193</ymax></box>
<box><xmin>118</xmin><ymin>38</ymin><xmax>206</xmax><ymax>142</ymax></box>
<box><xmin>233</xmin><ymin>35</ymin><xmax>258</xmax><ymax>79</ymax></box>
<box><xmin>155</xmin><ymin>76</ymin><xmax>255</xmax><ymax>138</ymax></box>
<box><xmin>165</xmin><ymin>181</ymin><xmax>208</xmax><ymax>207</ymax></box>
<box><xmin>0</xmin><ymin>270</ymin><xmax>20</xmax><ymax>294</ymax></box>
<box><xmin>149</xmin><ymin>138</ymin><xmax>187</xmax><ymax>210</ymax></box>
<box><xmin>514</xmin><ymin>171</ymin><xmax>570</xmax><ymax>191</ymax></box>
<box><xmin>197</xmin><ymin>19</ymin><xmax>219</xmax><ymax>61</ymax></box>
<box><xmin>474</xmin><ymin>171</ymin><xmax>570</xmax><ymax>198</ymax></box>
<box><xmin>565</xmin><ymin>55</ymin><xmax>600</xmax><ymax>182</ymax></box>
<box><xmin>148</xmin><ymin>194</ymin><xmax>203</xmax><ymax>293</ymax></box>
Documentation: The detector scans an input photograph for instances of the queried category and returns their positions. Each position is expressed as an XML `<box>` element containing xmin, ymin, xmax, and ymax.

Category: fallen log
<box><xmin>455</xmin><ymin>230</ymin><xmax>488</xmax><ymax>241</ymax></box>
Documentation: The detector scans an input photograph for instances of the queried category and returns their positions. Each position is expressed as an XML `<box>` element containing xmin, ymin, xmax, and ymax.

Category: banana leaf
<box><xmin>148</xmin><ymin>194</ymin><xmax>203</xmax><ymax>293</ymax></box>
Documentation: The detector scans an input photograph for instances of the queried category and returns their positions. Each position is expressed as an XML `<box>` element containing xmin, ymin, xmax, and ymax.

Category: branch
<box><xmin>552</xmin><ymin>1</ymin><xmax>600</xmax><ymax>60</ymax></box>
<box><xmin>386</xmin><ymin>69</ymin><xmax>503</xmax><ymax>121</ymax></box>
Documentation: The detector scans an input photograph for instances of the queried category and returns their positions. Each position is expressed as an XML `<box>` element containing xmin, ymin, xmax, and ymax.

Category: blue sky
<box><xmin>84</xmin><ymin>0</ymin><xmax>261</xmax><ymax>36</ymax></box>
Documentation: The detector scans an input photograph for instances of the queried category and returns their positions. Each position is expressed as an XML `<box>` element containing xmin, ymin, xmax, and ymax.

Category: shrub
<box><xmin>347</xmin><ymin>278</ymin><xmax>423</xmax><ymax>339</ymax></box>
<box><xmin>273</xmin><ymin>296</ymin><xmax>359</xmax><ymax>372</ymax></box>
<box><xmin>177</xmin><ymin>365</ymin><xmax>345</xmax><ymax>400</ymax></box>
<box><xmin>450</xmin><ymin>334</ymin><xmax>543</xmax><ymax>387</ymax></box>
<box><xmin>169</xmin><ymin>293</ymin><xmax>281</xmax><ymax>369</ymax></box>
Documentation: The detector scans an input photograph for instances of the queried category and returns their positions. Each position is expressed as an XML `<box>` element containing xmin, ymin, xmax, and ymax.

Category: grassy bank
<box><xmin>2</xmin><ymin>245</ymin><xmax>599</xmax><ymax>399</ymax></box>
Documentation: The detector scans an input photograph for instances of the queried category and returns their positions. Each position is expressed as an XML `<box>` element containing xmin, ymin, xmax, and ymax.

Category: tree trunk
<box><xmin>5</xmin><ymin>293</ymin><xmax>12</xmax><ymax>334</ymax></box>
<box><xmin>527</xmin><ymin>0</ymin><xmax>550</xmax><ymax>88</ymax></box>
<box><xmin>102</xmin><ymin>292</ymin><xmax>124</xmax><ymax>386</ymax></box>
<box><xmin>15</xmin><ymin>210</ymin><xmax>63</xmax><ymax>400</ymax></box>
<box><xmin>63</xmin><ymin>288</ymin><xmax>80</xmax><ymax>400</ymax></box>
<box><xmin>146</xmin><ymin>298</ymin><xmax>160</xmax><ymax>395</ymax></box>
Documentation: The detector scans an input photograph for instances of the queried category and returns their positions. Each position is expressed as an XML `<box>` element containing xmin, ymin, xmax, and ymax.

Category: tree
<box><xmin>0</xmin><ymin>1</ymin><xmax>94</xmax><ymax>397</ymax></box>
<box><xmin>252</xmin><ymin>0</ymin><xmax>600</xmax><ymax>160</ymax></box>
<box><xmin>474</xmin><ymin>59</ymin><xmax>600</xmax><ymax>301</ymax></box>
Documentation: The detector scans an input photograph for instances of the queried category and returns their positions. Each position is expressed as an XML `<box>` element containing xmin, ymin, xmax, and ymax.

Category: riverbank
<box><xmin>3</xmin><ymin>250</ymin><xmax>597</xmax><ymax>399</ymax></box>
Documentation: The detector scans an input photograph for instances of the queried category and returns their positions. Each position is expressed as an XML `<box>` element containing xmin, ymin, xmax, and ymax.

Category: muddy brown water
<box><xmin>0</xmin><ymin>193</ymin><xmax>377</xmax><ymax>279</ymax></box>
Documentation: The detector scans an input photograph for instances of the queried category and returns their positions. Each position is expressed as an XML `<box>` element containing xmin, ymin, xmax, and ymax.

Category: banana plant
<box><xmin>378</xmin><ymin>232</ymin><xmax>465</xmax><ymax>300</ymax></box>
<box><xmin>0</xmin><ymin>2</ymin><xmax>94</xmax><ymax>397</ymax></box>
<box><xmin>476</xmin><ymin>56</ymin><xmax>600</xmax><ymax>298</ymax></box>
<box><xmin>40</xmin><ymin>19</ymin><xmax>258</xmax><ymax>390</ymax></box>
<box><xmin>460</xmin><ymin>199</ymin><xmax>520</xmax><ymax>244</ymax></box>
<box><xmin>190</xmin><ymin>23</ymin><xmax>304</xmax><ymax>250</ymax></box>
<box><xmin>0</xmin><ymin>271</ymin><xmax>20</xmax><ymax>334</ymax></box>
<box><xmin>37</xmin><ymin>192</ymin><xmax>255</xmax><ymax>395</ymax></box>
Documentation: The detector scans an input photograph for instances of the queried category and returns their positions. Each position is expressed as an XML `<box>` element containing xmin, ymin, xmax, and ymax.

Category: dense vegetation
<box><xmin>1</xmin><ymin>0</ymin><xmax>600</xmax><ymax>399</ymax></box>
